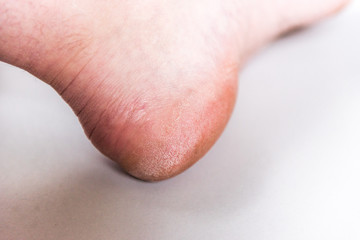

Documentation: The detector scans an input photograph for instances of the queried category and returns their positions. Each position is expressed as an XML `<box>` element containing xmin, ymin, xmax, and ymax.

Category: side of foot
<box><xmin>0</xmin><ymin>0</ymin><xmax>350</xmax><ymax>181</ymax></box>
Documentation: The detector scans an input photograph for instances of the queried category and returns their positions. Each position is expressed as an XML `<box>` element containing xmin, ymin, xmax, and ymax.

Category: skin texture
<box><xmin>0</xmin><ymin>0</ymin><xmax>350</xmax><ymax>181</ymax></box>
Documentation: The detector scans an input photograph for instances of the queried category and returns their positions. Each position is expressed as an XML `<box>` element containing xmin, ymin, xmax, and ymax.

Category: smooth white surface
<box><xmin>1</xmin><ymin>2</ymin><xmax>360</xmax><ymax>240</ymax></box>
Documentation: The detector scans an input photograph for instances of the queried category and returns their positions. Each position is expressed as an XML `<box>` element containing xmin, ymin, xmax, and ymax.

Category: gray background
<box><xmin>1</xmin><ymin>1</ymin><xmax>359</xmax><ymax>239</ymax></box>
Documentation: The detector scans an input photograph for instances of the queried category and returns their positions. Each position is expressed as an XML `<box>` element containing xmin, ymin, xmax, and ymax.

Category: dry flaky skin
<box><xmin>0</xmin><ymin>0</ymin><xmax>350</xmax><ymax>181</ymax></box>
<box><xmin>87</xmin><ymin>64</ymin><xmax>239</xmax><ymax>181</ymax></box>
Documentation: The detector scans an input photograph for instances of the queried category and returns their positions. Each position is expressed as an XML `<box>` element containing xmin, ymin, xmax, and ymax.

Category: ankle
<box><xmin>0</xmin><ymin>0</ymin><xmax>93</xmax><ymax>80</ymax></box>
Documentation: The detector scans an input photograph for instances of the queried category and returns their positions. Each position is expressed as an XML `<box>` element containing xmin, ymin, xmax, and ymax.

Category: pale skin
<box><xmin>0</xmin><ymin>0</ymin><xmax>350</xmax><ymax>181</ymax></box>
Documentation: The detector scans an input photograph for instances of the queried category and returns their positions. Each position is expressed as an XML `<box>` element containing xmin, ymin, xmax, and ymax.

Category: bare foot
<box><xmin>0</xmin><ymin>0</ymin><xmax>349</xmax><ymax>181</ymax></box>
